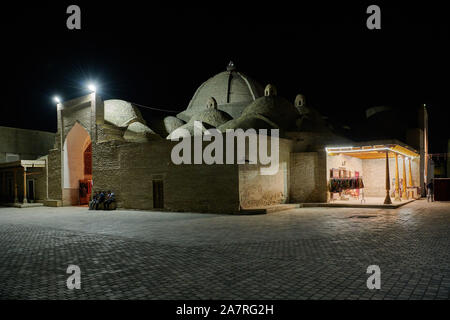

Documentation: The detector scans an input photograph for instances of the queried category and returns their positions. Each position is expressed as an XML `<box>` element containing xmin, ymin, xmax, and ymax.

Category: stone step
<box><xmin>302</xmin><ymin>199</ymin><xmax>415</xmax><ymax>209</ymax></box>
<box><xmin>3</xmin><ymin>202</ymin><xmax>44</xmax><ymax>208</ymax></box>
<box><xmin>44</xmin><ymin>199</ymin><xmax>62</xmax><ymax>207</ymax></box>
<box><xmin>239</xmin><ymin>203</ymin><xmax>301</xmax><ymax>215</ymax></box>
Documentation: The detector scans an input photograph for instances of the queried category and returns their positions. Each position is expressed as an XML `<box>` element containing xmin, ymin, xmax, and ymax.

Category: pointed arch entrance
<box><xmin>63</xmin><ymin>122</ymin><xmax>92</xmax><ymax>205</ymax></box>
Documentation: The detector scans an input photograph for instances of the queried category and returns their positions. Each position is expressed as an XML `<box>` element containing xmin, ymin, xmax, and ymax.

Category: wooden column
<box><xmin>394</xmin><ymin>153</ymin><xmax>401</xmax><ymax>201</ymax></box>
<box><xmin>13</xmin><ymin>169</ymin><xmax>18</xmax><ymax>203</ymax></box>
<box><xmin>402</xmin><ymin>156</ymin><xmax>408</xmax><ymax>200</ymax></box>
<box><xmin>408</xmin><ymin>157</ymin><xmax>414</xmax><ymax>199</ymax></box>
<box><xmin>408</xmin><ymin>158</ymin><xmax>413</xmax><ymax>187</ymax></box>
<box><xmin>22</xmin><ymin>167</ymin><xmax>28</xmax><ymax>204</ymax></box>
<box><xmin>384</xmin><ymin>151</ymin><xmax>392</xmax><ymax>204</ymax></box>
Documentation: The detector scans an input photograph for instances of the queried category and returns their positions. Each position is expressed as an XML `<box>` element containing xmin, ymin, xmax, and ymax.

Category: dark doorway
<box><xmin>27</xmin><ymin>180</ymin><xmax>35</xmax><ymax>202</ymax></box>
<box><xmin>7</xmin><ymin>177</ymin><xmax>13</xmax><ymax>201</ymax></box>
<box><xmin>152</xmin><ymin>180</ymin><xmax>164</xmax><ymax>209</ymax></box>
<box><xmin>434</xmin><ymin>178</ymin><xmax>450</xmax><ymax>201</ymax></box>
<box><xmin>79</xmin><ymin>179</ymin><xmax>92</xmax><ymax>205</ymax></box>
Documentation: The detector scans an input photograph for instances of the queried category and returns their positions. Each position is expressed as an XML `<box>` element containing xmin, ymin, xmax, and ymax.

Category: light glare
<box><xmin>88</xmin><ymin>84</ymin><xmax>97</xmax><ymax>92</ymax></box>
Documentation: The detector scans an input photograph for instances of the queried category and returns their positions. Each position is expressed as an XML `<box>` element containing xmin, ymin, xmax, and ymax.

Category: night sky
<box><xmin>1</xmin><ymin>2</ymin><xmax>449</xmax><ymax>152</ymax></box>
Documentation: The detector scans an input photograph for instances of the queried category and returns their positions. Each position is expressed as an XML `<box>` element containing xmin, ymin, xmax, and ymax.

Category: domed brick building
<box><xmin>0</xmin><ymin>62</ymin><xmax>427</xmax><ymax>212</ymax></box>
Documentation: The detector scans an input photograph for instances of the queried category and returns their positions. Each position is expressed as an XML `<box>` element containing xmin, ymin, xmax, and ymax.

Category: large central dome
<box><xmin>176</xmin><ymin>62</ymin><xmax>263</xmax><ymax>122</ymax></box>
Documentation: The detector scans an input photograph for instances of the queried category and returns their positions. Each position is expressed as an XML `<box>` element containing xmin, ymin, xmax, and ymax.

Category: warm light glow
<box><xmin>87</xmin><ymin>84</ymin><xmax>97</xmax><ymax>92</ymax></box>
<box><xmin>325</xmin><ymin>146</ymin><xmax>418</xmax><ymax>159</ymax></box>
<box><xmin>53</xmin><ymin>96</ymin><xmax>61</xmax><ymax>104</ymax></box>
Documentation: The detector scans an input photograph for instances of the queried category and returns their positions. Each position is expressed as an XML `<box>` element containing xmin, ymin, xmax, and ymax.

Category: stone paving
<box><xmin>0</xmin><ymin>200</ymin><xmax>449</xmax><ymax>300</ymax></box>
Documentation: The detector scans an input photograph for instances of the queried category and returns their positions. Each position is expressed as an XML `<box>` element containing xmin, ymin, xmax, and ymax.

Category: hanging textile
<box><xmin>329</xmin><ymin>177</ymin><xmax>364</xmax><ymax>193</ymax></box>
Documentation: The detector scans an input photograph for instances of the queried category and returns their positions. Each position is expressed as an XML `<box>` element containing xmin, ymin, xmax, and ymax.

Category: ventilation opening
<box><xmin>152</xmin><ymin>179</ymin><xmax>164</xmax><ymax>209</ymax></box>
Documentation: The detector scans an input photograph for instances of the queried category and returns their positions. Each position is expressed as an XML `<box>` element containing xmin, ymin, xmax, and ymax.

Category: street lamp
<box><xmin>53</xmin><ymin>96</ymin><xmax>61</xmax><ymax>104</ymax></box>
<box><xmin>87</xmin><ymin>83</ymin><xmax>97</xmax><ymax>93</ymax></box>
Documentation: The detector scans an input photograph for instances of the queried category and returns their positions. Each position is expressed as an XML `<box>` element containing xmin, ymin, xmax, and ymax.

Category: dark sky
<box><xmin>1</xmin><ymin>2</ymin><xmax>449</xmax><ymax>152</ymax></box>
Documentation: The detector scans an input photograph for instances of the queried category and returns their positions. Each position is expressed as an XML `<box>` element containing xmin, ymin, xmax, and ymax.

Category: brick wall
<box><xmin>238</xmin><ymin>136</ymin><xmax>292</xmax><ymax>208</ymax></box>
<box><xmin>290</xmin><ymin>151</ymin><xmax>327</xmax><ymax>203</ymax></box>
<box><xmin>47</xmin><ymin>147</ymin><xmax>62</xmax><ymax>200</ymax></box>
<box><xmin>92</xmin><ymin>139</ymin><xmax>240</xmax><ymax>214</ymax></box>
<box><xmin>31</xmin><ymin>166</ymin><xmax>47</xmax><ymax>201</ymax></box>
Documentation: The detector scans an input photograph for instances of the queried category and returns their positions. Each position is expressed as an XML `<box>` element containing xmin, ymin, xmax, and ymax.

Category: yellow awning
<box><xmin>326</xmin><ymin>144</ymin><xmax>419</xmax><ymax>159</ymax></box>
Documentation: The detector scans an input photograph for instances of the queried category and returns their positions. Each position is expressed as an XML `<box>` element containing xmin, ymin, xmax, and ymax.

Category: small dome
<box><xmin>166</xmin><ymin>99</ymin><xmax>232</xmax><ymax>140</ymax></box>
<box><xmin>176</xmin><ymin>63</ymin><xmax>263</xmax><ymax>121</ymax></box>
<box><xmin>123</xmin><ymin>122</ymin><xmax>158</xmax><ymax>142</ymax></box>
<box><xmin>218</xmin><ymin>115</ymin><xmax>279</xmax><ymax>132</ymax></box>
<box><xmin>163</xmin><ymin>116</ymin><xmax>185</xmax><ymax>134</ymax></box>
<box><xmin>104</xmin><ymin>99</ymin><xmax>146</xmax><ymax>128</ymax></box>
<box><xmin>190</xmin><ymin>108</ymin><xmax>232</xmax><ymax>128</ymax></box>
<box><xmin>240</xmin><ymin>95</ymin><xmax>299</xmax><ymax>130</ymax></box>
<box><xmin>186</xmin><ymin>97</ymin><xmax>232</xmax><ymax>128</ymax></box>
<box><xmin>167</xmin><ymin>121</ymin><xmax>209</xmax><ymax>140</ymax></box>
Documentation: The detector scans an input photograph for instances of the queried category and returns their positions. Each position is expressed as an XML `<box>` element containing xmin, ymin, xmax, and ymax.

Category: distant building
<box><xmin>0</xmin><ymin>126</ymin><xmax>54</xmax><ymax>163</ymax></box>
<box><xmin>430</xmin><ymin>138</ymin><xmax>450</xmax><ymax>178</ymax></box>
<box><xmin>357</xmin><ymin>103</ymin><xmax>431</xmax><ymax>195</ymax></box>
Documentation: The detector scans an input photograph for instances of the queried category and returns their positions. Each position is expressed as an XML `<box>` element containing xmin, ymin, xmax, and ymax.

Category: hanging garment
<box><xmin>329</xmin><ymin>177</ymin><xmax>364</xmax><ymax>192</ymax></box>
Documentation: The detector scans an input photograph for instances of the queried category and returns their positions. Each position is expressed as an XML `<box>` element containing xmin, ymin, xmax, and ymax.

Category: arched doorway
<box><xmin>63</xmin><ymin>122</ymin><xmax>92</xmax><ymax>205</ymax></box>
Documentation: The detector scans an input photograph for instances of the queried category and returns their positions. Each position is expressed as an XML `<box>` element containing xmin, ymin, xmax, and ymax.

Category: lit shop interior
<box><xmin>326</xmin><ymin>144</ymin><xmax>420</xmax><ymax>205</ymax></box>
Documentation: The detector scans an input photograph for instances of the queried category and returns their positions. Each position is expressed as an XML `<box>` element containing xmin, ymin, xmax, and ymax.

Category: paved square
<box><xmin>0</xmin><ymin>200</ymin><xmax>449</xmax><ymax>300</ymax></box>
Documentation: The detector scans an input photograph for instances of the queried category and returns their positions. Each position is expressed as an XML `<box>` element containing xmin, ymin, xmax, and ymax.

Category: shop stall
<box><xmin>326</xmin><ymin>143</ymin><xmax>420</xmax><ymax>205</ymax></box>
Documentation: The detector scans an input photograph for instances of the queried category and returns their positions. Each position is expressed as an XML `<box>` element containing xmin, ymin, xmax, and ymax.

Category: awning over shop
<box><xmin>325</xmin><ymin>143</ymin><xmax>419</xmax><ymax>159</ymax></box>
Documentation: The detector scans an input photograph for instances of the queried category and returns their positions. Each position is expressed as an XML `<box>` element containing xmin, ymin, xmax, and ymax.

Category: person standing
<box><xmin>427</xmin><ymin>180</ymin><xmax>434</xmax><ymax>202</ymax></box>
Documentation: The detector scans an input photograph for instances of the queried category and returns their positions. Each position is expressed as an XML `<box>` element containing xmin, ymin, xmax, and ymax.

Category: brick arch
<box><xmin>63</xmin><ymin>122</ymin><xmax>92</xmax><ymax>205</ymax></box>
<box><xmin>62</xmin><ymin>120</ymin><xmax>91</xmax><ymax>146</ymax></box>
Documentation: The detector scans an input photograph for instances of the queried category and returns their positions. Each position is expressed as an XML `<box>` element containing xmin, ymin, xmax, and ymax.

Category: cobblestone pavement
<box><xmin>0</xmin><ymin>200</ymin><xmax>449</xmax><ymax>300</ymax></box>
